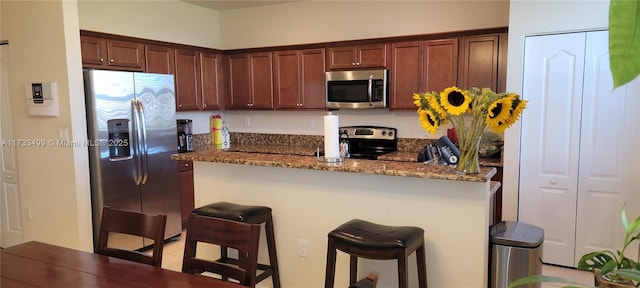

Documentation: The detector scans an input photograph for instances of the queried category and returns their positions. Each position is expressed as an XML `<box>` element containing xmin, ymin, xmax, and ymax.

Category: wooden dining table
<box><xmin>1</xmin><ymin>241</ymin><xmax>248</xmax><ymax>288</ymax></box>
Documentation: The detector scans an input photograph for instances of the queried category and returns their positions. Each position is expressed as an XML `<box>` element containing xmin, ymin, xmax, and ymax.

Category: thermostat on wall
<box><xmin>25</xmin><ymin>81</ymin><xmax>59</xmax><ymax>117</ymax></box>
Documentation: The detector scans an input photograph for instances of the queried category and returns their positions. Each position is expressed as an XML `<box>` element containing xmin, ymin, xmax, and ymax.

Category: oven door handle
<box><xmin>367</xmin><ymin>74</ymin><xmax>374</xmax><ymax>106</ymax></box>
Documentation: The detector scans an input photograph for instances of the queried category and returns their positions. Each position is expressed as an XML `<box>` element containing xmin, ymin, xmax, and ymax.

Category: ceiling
<box><xmin>181</xmin><ymin>0</ymin><xmax>298</xmax><ymax>11</ymax></box>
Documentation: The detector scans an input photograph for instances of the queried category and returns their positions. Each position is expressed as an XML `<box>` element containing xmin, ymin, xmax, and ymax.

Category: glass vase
<box><xmin>456</xmin><ymin>136</ymin><xmax>481</xmax><ymax>174</ymax></box>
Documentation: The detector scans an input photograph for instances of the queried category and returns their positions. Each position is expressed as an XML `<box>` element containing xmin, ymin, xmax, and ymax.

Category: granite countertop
<box><xmin>172</xmin><ymin>144</ymin><xmax>497</xmax><ymax>183</ymax></box>
<box><xmin>379</xmin><ymin>151</ymin><xmax>503</xmax><ymax>167</ymax></box>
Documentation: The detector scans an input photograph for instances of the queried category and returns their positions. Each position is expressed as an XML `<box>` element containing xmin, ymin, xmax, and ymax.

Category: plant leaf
<box><xmin>578</xmin><ymin>251</ymin><xmax>615</xmax><ymax>271</ymax></box>
<box><xmin>609</xmin><ymin>0</ymin><xmax>640</xmax><ymax>89</ymax></box>
<box><xmin>612</xmin><ymin>269</ymin><xmax>640</xmax><ymax>283</ymax></box>
<box><xmin>508</xmin><ymin>275</ymin><xmax>593</xmax><ymax>288</ymax></box>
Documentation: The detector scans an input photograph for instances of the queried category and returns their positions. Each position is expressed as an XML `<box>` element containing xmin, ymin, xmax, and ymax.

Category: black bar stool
<box><xmin>191</xmin><ymin>202</ymin><xmax>281</xmax><ymax>288</ymax></box>
<box><xmin>324</xmin><ymin>219</ymin><xmax>428</xmax><ymax>288</ymax></box>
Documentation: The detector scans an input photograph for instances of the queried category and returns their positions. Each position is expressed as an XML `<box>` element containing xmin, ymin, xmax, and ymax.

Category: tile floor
<box><xmin>159</xmin><ymin>231</ymin><xmax>594</xmax><ymax>287</ymax></box>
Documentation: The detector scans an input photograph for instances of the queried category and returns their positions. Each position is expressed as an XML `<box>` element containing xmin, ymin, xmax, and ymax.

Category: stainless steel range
<box><xmin>339</xmin><ymin>126</ymin><xmax>397</xmax><ymax>160</ymax></box>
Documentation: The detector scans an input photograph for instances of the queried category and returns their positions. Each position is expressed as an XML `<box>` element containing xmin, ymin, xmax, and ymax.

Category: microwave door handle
<box><xmin>367</xmin><ymin>74</ymin><xmax>374</xmax><ymax>106</ymax></box>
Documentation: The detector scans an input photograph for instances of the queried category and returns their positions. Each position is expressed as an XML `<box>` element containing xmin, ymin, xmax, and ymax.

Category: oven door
<box><xmin>326</xmin><ymin>70</ymin><xmax>388</xmax><ymax>109</ymax></box>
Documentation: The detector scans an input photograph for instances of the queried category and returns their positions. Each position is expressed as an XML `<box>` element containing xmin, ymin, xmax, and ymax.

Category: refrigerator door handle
<box><xmin>138</xmin><ymin>100</ymin><xmax>149</xmax><ymax>185</ymax></box>
<box><xmin>131</xmin><ymin>99</ymin><xmax>143</xmax><ymax>186</ymax></box>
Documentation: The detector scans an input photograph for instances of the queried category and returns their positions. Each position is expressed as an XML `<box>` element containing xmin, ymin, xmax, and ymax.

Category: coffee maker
<box><xmin>176</xmin><ymin>119</ymin><xmax>194</xmax><ymax>153</ymax></box>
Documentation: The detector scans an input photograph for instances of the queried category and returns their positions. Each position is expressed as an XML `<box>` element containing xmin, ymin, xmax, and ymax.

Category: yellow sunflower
<box><xmin>418</xmin><ymin>109</ymin><xmax>440</xmax><ymax>134</ymax></box>
<box><xmin>485</xmin><ymin>96</ymin><xmax>514</xmax><ymax>129</ymax></box>
<box><xmin>490</xmin><ymin>97</ymin><xmax>528</xmax><ymax>133</ymax></box>
<box><xmin>439</xmin><ymin>86</ymin><xmax>471</xmax><ymax>116</ymax></box>
<box><xmin>426</xmin><ymin>93</ymin><xmax>448</xmax><ymax>119</ymax></box>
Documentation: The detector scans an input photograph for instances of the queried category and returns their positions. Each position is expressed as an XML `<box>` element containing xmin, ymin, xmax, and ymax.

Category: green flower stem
<box><xmin>453</xmin><ymin>114</ymin><xmax>485</xmax><ymax>174</ymax></box>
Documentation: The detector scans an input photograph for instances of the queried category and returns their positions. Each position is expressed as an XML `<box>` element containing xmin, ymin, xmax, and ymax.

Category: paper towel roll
<box><xmin>324</xmin><ymin>113</ymin><xmax>340</xmax><ymax>159</ymax></box>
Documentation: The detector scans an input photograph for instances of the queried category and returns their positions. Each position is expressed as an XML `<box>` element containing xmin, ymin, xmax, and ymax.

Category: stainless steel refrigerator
<box><xmin>84</xmin><ymin>69</ymin><xmax>181</xmax><ymax>251</ymax></box>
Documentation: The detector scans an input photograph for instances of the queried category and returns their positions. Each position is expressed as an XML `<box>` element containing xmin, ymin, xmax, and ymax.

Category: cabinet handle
<box><xmin>184</xmin><ymin>163</ymin><xmax>190</xmax><ymax>167</ymax></box>
<box><xmin>99</xmin><ymin>58</ymin><xmax>104</xmax><ymax>63</ymax></box>
<box><xmin>203</xmin><ymin>104</ymin><xmax>207</xmax><ymax>108</ymax></box>
<box><xmin>550</xmin><ymin>179</ymin><xmax>557</xmax><ymax>185</ymax></box>
<box><xmin>178</xmin><ymin>104</ymin><xmax>182</xmax><ymax>108</ymax></box>
<box><xmin>352</xmin><ymin>62</ymin><xmax>356</xmax><ymax>66</ymax></box>
<box><xmin>110</xmin><ymin>59</ymin><xmax>114</xmax><ymax>63</ymax></box>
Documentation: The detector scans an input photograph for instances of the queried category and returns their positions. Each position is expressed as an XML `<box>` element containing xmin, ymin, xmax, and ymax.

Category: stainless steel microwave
<box><xmin>325</xmin><ymin>69</ymin><xmax>388</xmax><ymax>109</ymax></box>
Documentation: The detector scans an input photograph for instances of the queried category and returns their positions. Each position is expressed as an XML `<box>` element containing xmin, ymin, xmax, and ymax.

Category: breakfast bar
<box><xmin>173</xmin><ymin>148</ymin><xmax>498</xmax><ymax>287</ymax></box>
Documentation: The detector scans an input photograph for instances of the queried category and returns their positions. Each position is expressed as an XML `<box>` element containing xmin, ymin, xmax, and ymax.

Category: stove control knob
<box><xmin>388</xmin><ymin>131</ymin><xmax>394</xmax><ymax>137</ymax></box>
<box><xmin>381</xmin><ymin>131</ymin><xmax>386</xmax><ymax>136</ymax></box>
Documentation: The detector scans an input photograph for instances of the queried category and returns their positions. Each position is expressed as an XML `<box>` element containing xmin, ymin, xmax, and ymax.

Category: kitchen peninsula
<box><xmin>173</xmin><ymin>144</ymin><xmax>498</xmax><ymax>288</ymax></box>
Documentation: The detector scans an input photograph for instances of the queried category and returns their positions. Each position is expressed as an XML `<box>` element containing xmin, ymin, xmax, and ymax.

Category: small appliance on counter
<box><xmin>177</xmin><ymin>119</ymin><xmax>194</xmax><ymax>153</ymax></box>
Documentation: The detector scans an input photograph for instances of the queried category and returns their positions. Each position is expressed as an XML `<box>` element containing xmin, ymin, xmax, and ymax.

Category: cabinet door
<box><xmin>300</xmin><ymin>49</ymin><xmax>326</xmax><ymax>109</ymax></box>
<box><xmin>357</xmin><ymin>44</ymin><xmax>387</xmax><ymax>68</ymax></box>
<box><xmin>274</xmin><ymin>50</ymin><xmax>301</xmax><ymax>109</ymax></box>
<box><xmin>106</xmin><ymin>40</ymin><xmax>145</xmax><ymax>71</ymax></box>
<box><xmin>174</xmin><ymin>49</ymin><xmax>200</xmax><ymax>111</ymax></box>
<box><xmin>249</xmin><ymin>52</ymin><xmax>274</xmax><ymax>109</ymax></box>
<box><xmin>145</xmin><ymin>45</ymin><xmax>175</xmax><ymax>74</ymax></box>
<box><xmin>178</xmin><ymin>161</ymin><xmax>194</xmax><ymax>229</ymax></box>
<box><xmin>80</xmin><ymin>36</ymin><xmax>107</xmax><ymax>67</ymax></box>
<box><xmin>424</xmin><ymin>39</ymin><xmax>458</xmax><ymax>92</ymax></box>
<box><xmin>458</xmin><ymin>35</ymin><xmax>498</xmax><ymax>91</ymax></box>
<box><xmin>228</xmin><ymin>54</ymin><xmax>252</xmax><ymax>109</ymax></box>
<box><xmin>389</xmin><ymin>41</ymin><xmax>423</xmax><ymax>109</ymax></box>
<box><xmin>327</xmin><ymin>46</ymin><xmax>357</xmax><ymax>70</ymax></box>
<box><xmin>200</xmin><ymin>52</ymin><xmax>222</xmax><ymax>110</ymax></box>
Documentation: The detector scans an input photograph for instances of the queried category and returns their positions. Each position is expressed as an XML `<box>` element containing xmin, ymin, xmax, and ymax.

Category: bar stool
<box><xmin>190</xmin><ymin>202</ymin><xmax>281</xmax><ymax>288</ymax></box>
<box><xmin>324</xmin><ymin>219</ymin><xmax>428</xmax><ymax>288</ymax></box>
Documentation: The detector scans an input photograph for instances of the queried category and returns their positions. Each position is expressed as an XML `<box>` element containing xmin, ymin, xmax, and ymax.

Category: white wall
<box><xmin>0</xmin><ymin>0</ymin><xmax>92</xmax><ymax>250</ymax></box>
<box><xmin>220</xmin><ymin>0</ymin><xmax>509</xmax><ymax>49</ymax></box>
<box><xmin>77</xmin><ymin>0</ymin><xmax>221</xmax><ymax>48</ymax></box>
<box><xmin>502</xmin><ymin>0</ymin><xmax>609</xmax><ymax>220</ymax></box>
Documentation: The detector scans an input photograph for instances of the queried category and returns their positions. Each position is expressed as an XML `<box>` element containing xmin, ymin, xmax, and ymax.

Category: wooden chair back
<box><xmin>182</xmin><ymin>213</ymin><xmax>261</xmax><ymax>287</ymax></box>
<box><xmin>96</xmin><ymin>206</ymin><xmax>167</xmax><ymax>267</ymax></box>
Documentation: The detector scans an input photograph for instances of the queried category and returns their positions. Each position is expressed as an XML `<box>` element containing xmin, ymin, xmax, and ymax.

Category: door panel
<box><xmin>575</xmin><ymin>31</ymin><xmax>640</xmax><ymax>262</ymax></box>
<box><xmin>520</xmin><ymin>32</ymin><xmax>586</xmax><ymax>266</ymax></box>
<box><xmin>1</xmin><ymin>44</ymin><xmax>24</xmax><ymax>247</ymax></box>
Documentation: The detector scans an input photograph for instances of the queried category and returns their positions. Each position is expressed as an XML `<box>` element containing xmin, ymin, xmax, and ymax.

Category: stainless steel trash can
<box><xmin>490</xmin><ymin>221</ymin><xmax>544</xmax><ymax>288</ymax></box>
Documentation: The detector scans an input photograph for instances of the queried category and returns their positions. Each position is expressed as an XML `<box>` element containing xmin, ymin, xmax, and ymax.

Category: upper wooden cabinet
<box><xmin>457</xmin><ymin>34</ymin><xmax>505</xmax><ymax>91</ymax></box>
<box><xmin>274</xmin><ymin>49</ymin><xmax>326</xmax><ymax>110</ymax></box>
<box><xmin>389</xmin><ymin>39</ymin><xmax>458</xmax><ymax>110</ymax></box>
<box><xmin>145</xmin><ymin>45</ymin><xmax>175</xmax><ymax>75</ymax></box>
<box><xmin>227</xmin><ymin>52</ymin><xmax>274</xmax><ymax>110</ymax></box>
<box><xmin>174</xmin><ymin>49</ymin><xmax>224</xmax><ymax>111</ymax></box>
<box><xmin>175</xmin><ymin>49</ymin><xmax>200</xmax><ymax>111</ymax></box>
<box><xmin>327</xmin><ymin>44</ymin><xmax>387</xmax><ymax>70</ymax></box>
<box><xmin>199</xmin><ymin>52</ymin><xmax>224</xmax><ymax>110</ymax></box>
<box><xmin>80</xmin><ymin>36</ymin><xmax>145</xmax><ymax>71</ymax></box>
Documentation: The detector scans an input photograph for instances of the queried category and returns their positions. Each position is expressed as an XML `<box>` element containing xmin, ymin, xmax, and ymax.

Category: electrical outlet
<box><xmin>298</xmin><ymin>238</ymin><xmax>309</xmax><ymax>258</ymax></box>
<box><xmin>244</xmin><ymin>116</ymin><xmax>250</xmax><ymax>126</ymax></box>
<box><xmin>308</xmin><ymin>119</ymin><xmax>315</xmax><ymax>129</ymax></box>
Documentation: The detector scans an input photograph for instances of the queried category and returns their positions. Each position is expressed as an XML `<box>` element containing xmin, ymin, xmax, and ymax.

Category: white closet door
<box><xmin>575</xmin><ymin>31</ymin><xmax>640</xmax><ymax>263</ymax></box>
<box><xmin>519</xmin><ymin>33</ymin><xmax>586</xmax><ymax>267</ymax></box>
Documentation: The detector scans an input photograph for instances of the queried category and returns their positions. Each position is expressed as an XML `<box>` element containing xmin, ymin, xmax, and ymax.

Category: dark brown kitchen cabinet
<box><xmin>227</xmin><ymin>52</ymin><xmax>274</xmax><ymax>110</ymax></box>
<box><xmin>178</xmin><ymin>160</ymin><xmax>194</xmax><ymax>229</ymax></box>
<box><xmin>175</xmin><ymin>49</ymin><xmax>200</xmax><ymax>111</ymax></box>
<box><xmin>199</xmin><ymin>52</ymin><xmax>224</xmax><ymax>110</ymax></box>
<box><xmin>145</xmin><ymin>45</ymin><xmax>175</xmax><ymax>74</ymax></box>
<box><xmin>389</xmin><ymin>39</ymin><xmax>458</xmax><ymax>110</ymax></box>
<box><xmin>458</xmin><ymin>34</ymin><xmax>501</xmax><ymax>91</ymax></box>
<box><xmin>274</xmin><ymin>49</ymin><xmax>326</xmax><ymax>110</ymax></box>
<box><xmin>327</xmin><ymin>44</ymin><xmax>387</xmax><ymax>70</ymax></box>
<box><xmin>173</xmin><ymin>49</ymin><xmax>224</xmax><ymax>111</ymax></box>
<box><xmin>80</xmin><ymin>36</ymin><xmax>145</xmax><ymax>71</ymax></box>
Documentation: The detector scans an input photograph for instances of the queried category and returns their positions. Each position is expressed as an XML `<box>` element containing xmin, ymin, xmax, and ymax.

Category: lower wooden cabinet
<box><xmin>178</xmin><ymin>160</ymin><xmax>194</xmax><ymax>229</ymax></box>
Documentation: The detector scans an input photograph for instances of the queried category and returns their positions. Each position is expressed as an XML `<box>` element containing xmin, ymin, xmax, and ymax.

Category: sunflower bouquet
<box><xmin>413</xmin><ymin>86</ymin><xmax>527</xmax><ymax>174</ymax></box>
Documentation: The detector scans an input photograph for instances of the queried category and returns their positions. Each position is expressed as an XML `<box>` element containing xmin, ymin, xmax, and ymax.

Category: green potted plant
<box><xmin>508</xmin><ymin>207</ymin><xmax>640</xmax><ymax>288</ymax></box>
